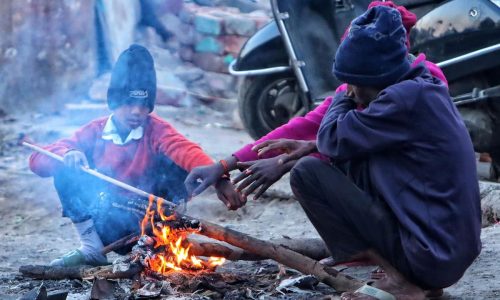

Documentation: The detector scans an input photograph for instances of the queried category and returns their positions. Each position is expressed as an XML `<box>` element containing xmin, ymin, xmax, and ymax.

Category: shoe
<box><xmin>49</xmin><ymin>249</ymin><xmax>108</xmax><ymax>267</ymax></box>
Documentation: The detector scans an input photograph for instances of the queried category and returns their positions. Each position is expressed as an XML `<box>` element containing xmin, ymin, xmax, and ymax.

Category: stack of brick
<box><xmin>168</xmin><ymin>2</ymin><xmax>270</xmax><ymax>99</ymax></box>
<box><xmin>179</xmin><ymin>3</ymin><xmax>269</xmax><ymax>73</ymax></box>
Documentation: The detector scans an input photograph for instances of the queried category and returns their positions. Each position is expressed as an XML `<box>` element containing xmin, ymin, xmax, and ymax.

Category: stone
<box><xmin>480</xmin><ymin>181</ymin><xmax>500</xmax><ymax>226</ymax></box>
<box><xmin>223</xmin><ymin>54</ymin><xmax>236</xmax><ymax>67</ymax></box>
<box><xmin>249</xmin><ymin>10</ymin><xmax>272</xmax><ymax>29</ymax></box>
<box><xmin>179</xmin><ymin>4</ymin><xmax>197</xmax><ymax>24</ymax></box>
<box><xmin>205</xmin><ymin>71</ymin><xmax>236</xmax><ymax>95</ymax></box>
<box><xmin>217</xmin><ymin>0</ymin><xmax>263</xmax><ymax>13</ymax></box>
<box><xmin>194</xmin><ymin>0</ymin><xmax>216</xmax><ymax>7</ymax></box>
<box><xmin>156</xmin><ymin>0</ymin><xmax>184</xmax><ymax>15</ymax></box>
<box><xmin>157</xmin><ymin>87</ymin><xmax>190</xmax><ymax>107</ymax></box>
<box><xmin>179</xmin><ymin>46</ymin><xmax>194</xmax><ymax>62</ymax></box>
<box><xmin>195</xmin><ymin>36</ymin><xmax>224</xmax><ymax>54</ymax></box>
<box><xmin>136</xmin><ymin>26</ymin><xmax>165</xmax><ymax>48</ymax></box>
<box><xmin>162</xmin><ymin>13</ymin><xmax>183</xmax><ymax>37</ymax></box>
<box><xmin>148</xmin><ymin>46</ymin><xmax>179</xmax><ymax>68</ymax></box>
<box><xmin>194</xmin><ymin>13</ymin><xmax>224</xmax><ymax>35</ymax></box>
<box><xmin>255</xmin><ymin>17</ymin><xmax>271</xmax><ymax>30</ymax></box>
<box><xmin>156</xmin><ymin>69</ymin><xmax>190</xmax><ymax>107</ymax></box>
<box><xmin>176</xmin><ymin>23</ymin><xmax>196</xmax><ymax>46</ymax></box>
<box><xmin>221</xmin><ymin>35</ymin><xmax>248</xmax><ymax>54</ymax></box>
<box><xmin>88</xmin><ymin>73</ymin><xmax>111</xmax><ymax>102</ymax></box>
<box><xmin>224</xmin><ymin>14</ymin><xmax>257</xmax><ymax>36</ymax></box>
<box><xmin>174</xmin><ymin>65</ymin><xmax>205</xmax><ymax>83</ymax></box>
<box><xmin>193</xmin><ymin>52</ymin><xmax>226</xmax><ymax>73</ymax></box>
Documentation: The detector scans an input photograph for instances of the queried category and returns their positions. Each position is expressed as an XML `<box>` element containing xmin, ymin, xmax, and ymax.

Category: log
<box><xmin>102</xmin><ymin>233</ymin><xmax>138</xmax><ymax>254</ymax></box>
<box><xmin>19</xmin><ymin>264</ymin><xmax>142</xmax><ymax>280</ymax></box>
<box><xmin>102</xmin><ymin>232</ymin><xmax>330</xmax><ymax>262</ymax></box>
<box><xmin>187</xmin><ymin>237</ymin><xmax>330</xmax><ymax>261</ymax></box>
<box><xmin>195</xmin><ymin>219</ymin><xmax>363</xmax><ymax>292</ymax></box>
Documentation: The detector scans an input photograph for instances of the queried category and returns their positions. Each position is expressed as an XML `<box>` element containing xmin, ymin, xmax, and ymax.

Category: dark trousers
<box><xmin>290</xmin><ymin>157</ymin><xmax>420</xmax><ymax>285</ymax></box>
<box><xmin>53</xmin><ymin>160</ymin><xmax>188</xmax><ymax>251</ymax></box>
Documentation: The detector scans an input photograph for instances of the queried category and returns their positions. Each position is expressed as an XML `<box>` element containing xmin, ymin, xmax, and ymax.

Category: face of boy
<box><xmin>113</xmin><ymin>102</ymin><xmax>150</xmax><ymax>132</ymax></box>
<box><xmin>349</xmin><ymin>85</ymin><xmax>382</xmax><ymax>106</ymax></box>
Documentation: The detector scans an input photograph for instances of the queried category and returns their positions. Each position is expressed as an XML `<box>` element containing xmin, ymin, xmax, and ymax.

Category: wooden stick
<box><xmin>18</xmin><ymin>264</ymin><xmax>142</xmax><ymax>280</ymax></box>
<box><xmin>23</xmin><ymin>142</ymin><xmax>175</xmax><ymax>210</ymax></box>
<box><xmin>103</xmin><ymin>232</ymin><xmax>330</xmax><ymax>261</ymax></box>
<box><xmin>102</xmin><ymin>233</ymin><xmax>139</xmax><ymax>255</ymax></box>
<box><xmin>187</xmin><ymin>237</ymin><xmax>330</xmax><ymax>261</ymax></box>
<box><xmin>196</xmin><ymin>219</ymin><xmax>362</xmax><ymax>292</ymax></box>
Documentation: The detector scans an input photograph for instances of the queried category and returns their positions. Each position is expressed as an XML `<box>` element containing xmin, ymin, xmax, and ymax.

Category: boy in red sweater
<box><xmin>29</xmin><ymin>44</ymin><xmax>224</xmax><ymax>266</ymax></box>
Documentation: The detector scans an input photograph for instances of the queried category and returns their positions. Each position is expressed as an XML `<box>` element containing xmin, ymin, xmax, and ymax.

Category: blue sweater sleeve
<box><xmin>317</xmin><ymin>89</ymin><xmax>411</xmax><ymax>160</ymax></box>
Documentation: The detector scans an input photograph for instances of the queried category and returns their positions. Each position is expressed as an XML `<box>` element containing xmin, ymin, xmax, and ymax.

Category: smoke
<box><xmin>0</xmin><ymin>1</ymin><xmax>97</xmax><ymax>114</ymax></box>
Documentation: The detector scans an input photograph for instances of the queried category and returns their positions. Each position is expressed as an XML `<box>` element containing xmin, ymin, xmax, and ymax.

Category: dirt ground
<box><xmin>1</xmin><ymin>105</ymin><xmax>500</xmax><ymax>299</ymax></box>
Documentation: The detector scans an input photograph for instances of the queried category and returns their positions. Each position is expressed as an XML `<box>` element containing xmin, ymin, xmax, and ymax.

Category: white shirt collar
<box><xmin>102</xmin><ymin>115</ymin><xmax>144</xmax><ymax>145</ymax></box>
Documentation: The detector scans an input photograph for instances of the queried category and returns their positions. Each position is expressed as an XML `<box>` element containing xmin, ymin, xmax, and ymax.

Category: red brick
<box><xmin>220</xmin><ymin>35</ymin><xmax>248</xmax><ymax>54</ymax></box>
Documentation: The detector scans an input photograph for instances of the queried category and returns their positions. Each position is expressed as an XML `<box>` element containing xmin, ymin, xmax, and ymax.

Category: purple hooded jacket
<box><xmin>317</xmin><ymin>64</ymin><xmax>481</xmax><ymax>288</ymax></box>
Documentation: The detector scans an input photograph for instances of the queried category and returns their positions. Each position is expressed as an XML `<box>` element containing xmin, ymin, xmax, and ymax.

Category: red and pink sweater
<box><xmin>30</xmin><ymin>114</ymin><xmax>213</xmax><ymax>192</ymax></box>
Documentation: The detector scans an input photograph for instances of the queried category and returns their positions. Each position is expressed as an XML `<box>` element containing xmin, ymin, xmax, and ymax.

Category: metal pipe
<box><xmin>228</xmin><ymin>59</ymin><xmax>291</xmax><ymax>76</ymax></box>
<box><xmin>436</xmin><ymin>43</ymin><xmax>500</xmax><ymax>68</ymax></box>
<box><xmin>23</xmin><ymin>141</ymin><xmax>177</xmax><ymax>209</ymax></box>
<box><xmin>271</xmin><ymin>0</ymin><xmax>309</xmax><ymax>93</ymax></box>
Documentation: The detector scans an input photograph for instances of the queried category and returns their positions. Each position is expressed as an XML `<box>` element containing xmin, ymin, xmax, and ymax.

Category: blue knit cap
<box><xmin>333</xmin><ymin>6</ymin><xmax>410</xmax><ymax>87</ymax></box>
<box><xmin>107</xmin><ymin>44</ymin><xmax>157</xmax><ymax>112</ymax></box>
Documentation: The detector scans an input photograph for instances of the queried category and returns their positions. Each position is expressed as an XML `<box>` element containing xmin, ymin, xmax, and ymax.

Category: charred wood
<box><xmin>19</xmin><ymin>264</ymin><xmax>142</xmax><ymax>280</ymax></box>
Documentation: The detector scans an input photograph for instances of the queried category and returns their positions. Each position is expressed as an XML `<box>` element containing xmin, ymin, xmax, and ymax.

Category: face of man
<box><xmin>349</xmin><ymin>85</ymin><xmax>382</xmax><ymax>107</ymax></box>
<box><xmin>112</xmin><ymin>101</ymin><xmax>150</xmax><ymax>133</ymax></box>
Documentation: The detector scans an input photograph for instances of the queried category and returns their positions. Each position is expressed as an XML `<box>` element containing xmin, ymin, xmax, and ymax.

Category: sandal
<box><xmin>353</xmin><ymin>283</ymin><xmax>396</xmax><ymax>300</ymax></box>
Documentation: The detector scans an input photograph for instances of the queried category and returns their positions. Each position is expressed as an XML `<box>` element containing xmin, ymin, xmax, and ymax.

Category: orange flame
<box><xmin>140</xmin><ymin>195</ymin><xmax>225</xmax><ymax>274</ymax></box>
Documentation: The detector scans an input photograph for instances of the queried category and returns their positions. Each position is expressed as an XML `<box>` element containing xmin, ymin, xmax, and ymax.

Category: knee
<box><xmin>290</xmin><ymin>157</ymin><xmax>324</xmax><ymax>194</ymax></box>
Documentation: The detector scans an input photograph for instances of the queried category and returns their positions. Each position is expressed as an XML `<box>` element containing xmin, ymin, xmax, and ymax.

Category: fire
<box><xmin>140</xmin><ymin>195</ymin><xmax>225</xmax><ymax>274</ymax></box>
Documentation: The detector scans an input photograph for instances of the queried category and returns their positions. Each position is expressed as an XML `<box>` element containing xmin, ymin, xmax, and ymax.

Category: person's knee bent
<box><xmin>290</xmin><ymin>157</ymin><xmax>324</xmax><ymax>198</ymax></box>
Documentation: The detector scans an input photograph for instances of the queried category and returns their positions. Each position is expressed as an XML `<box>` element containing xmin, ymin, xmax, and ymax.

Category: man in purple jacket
<box><xmin>290</xmin><ymin>6</ymin><xmax>481</xmax><ymax>299</ymax></box>
<box><xmin>184</xmin><ymin>1</ymin><xmax>450</xmax><ymax>210</ymax></box>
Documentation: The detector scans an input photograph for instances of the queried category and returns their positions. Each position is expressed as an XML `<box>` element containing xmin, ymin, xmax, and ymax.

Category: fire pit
<box><xmin>18</xmin><ymin>192</ymin><xmax>360</xmax><ymax>299</ymax></box>
<box><xmin>131</xmin><ymin>196</ymin><xmax>225</xmax><ymax>276</ymax></box>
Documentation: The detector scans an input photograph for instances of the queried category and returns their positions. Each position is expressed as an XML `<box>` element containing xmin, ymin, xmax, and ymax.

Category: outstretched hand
<box><xmin>252</xmin><ymin>139</ymin><xmax>317</xmax><ymax>165</ymax></box>
<box><xmin>233</xmin><ymin>155</ymin><xmax>296</xmax><ymax>200</ymax></box>
<box><xmin>184</xmin><ymin>163</ymin><xmax>224</xmax><ymax>197</ymax></box>
<box><xmin>215</xmin><ymin>178</ymin><xmax>246</xmax><ymax>210</ymax></box>
<box><xmin>63</xmin><ymin>150</ymin><xmax>89</xmax><ymax>170</ymax></box>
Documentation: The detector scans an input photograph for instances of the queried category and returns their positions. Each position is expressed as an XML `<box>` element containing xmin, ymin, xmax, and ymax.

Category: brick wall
<box><xmin>158</xmin><ymin>1</ymin><xmax>271</xmax><ymax>102</ymax></box>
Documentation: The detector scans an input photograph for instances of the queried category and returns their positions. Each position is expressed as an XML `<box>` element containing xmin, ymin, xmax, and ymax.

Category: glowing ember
<box><xmin>139</xmin><ymin>195</ymin><xmax>225</xmax><ymax>274</ymax></box>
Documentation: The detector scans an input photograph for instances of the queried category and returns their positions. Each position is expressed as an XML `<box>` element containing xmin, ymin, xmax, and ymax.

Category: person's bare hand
<box><xmin>184</xmin><ymin>163</ymin><xmax>225</xmax><ymax>197</ymax></box>
<box><xmin>214</xmin><ymin>178</ymin><xmax>246</xmax><ymax>210</ymax></box>
<box><xmin>63</xmin><ymin>150</ymin><xmax>89</xmax><ymax>170</ymax></box>
<box><xmin>252</xmin><ymin>139</ymin><xmax>317</xmax><ymax>165</ymax></box>
<box><xmin>233</xmin><ymin>155</ymin><xmax>295</xmax><ymax>200</ymax></box>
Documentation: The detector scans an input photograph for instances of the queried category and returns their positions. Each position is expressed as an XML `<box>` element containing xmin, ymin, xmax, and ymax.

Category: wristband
<box><xmin>219</xmin><ymin>159</ymin><xmax>229</xmax><ymax>173</ymax></box>
<box><xmin>219</xmin><ymin>159</ymin><xmax>230</xmax><ymax>179</ymax></box>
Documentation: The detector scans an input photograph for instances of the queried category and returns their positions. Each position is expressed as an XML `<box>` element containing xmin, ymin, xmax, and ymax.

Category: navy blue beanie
<box><xmin>333</xmin><ymin>6</ymin><xmax>410</xmax><ymax>87</ymax></box>
<box><xmin>107</xmin><ymin>44</ymin><xmax>157</xmax><ymax>112</ymax></box>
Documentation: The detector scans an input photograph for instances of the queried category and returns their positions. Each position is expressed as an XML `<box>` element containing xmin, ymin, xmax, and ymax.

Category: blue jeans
<box><xmin>53</xmin><ymin>157</ymin><xmax>188</xmax><ymax>250</ymax></box>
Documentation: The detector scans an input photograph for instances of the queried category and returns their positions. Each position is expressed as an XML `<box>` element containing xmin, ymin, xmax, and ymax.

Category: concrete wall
<box><xmin>0</xmin><ymin>0</ymin><xmax>96</xmax><ymax>113</ymax></box>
